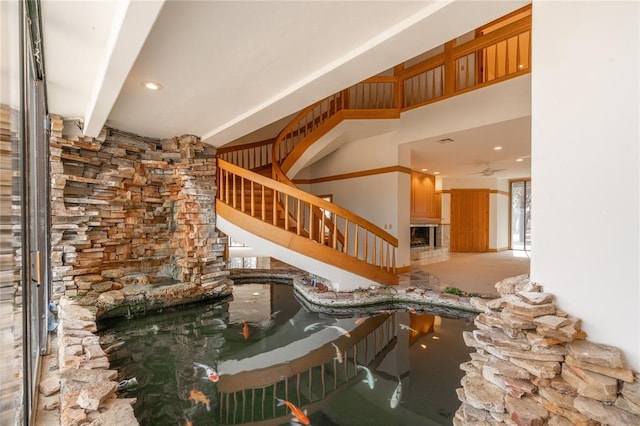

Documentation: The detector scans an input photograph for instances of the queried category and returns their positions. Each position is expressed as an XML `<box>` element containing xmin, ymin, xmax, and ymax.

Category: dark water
<box><xmin>98</xmin><ymin>283</ymin><xmax>473</xmax><ymax>426</ymax></box>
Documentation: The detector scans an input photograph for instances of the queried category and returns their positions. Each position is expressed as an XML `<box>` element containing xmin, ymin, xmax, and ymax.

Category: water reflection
<box><xmin>99</xmin><ymin>283</ymin><xmax>473</xmax><ymax>425</ymax></box>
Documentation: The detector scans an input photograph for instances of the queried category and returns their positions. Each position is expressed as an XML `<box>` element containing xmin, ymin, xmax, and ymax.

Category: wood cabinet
<box><xmin>410</xmin><ymin>172</ymin><xmax>441</xmax><ymax>223</ymax></box>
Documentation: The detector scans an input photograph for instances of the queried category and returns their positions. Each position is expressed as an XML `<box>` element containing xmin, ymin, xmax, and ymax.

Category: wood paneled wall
<box><xmin>410</xmin><ymin>172</ymin><xmax>441</xmax><ymax>223</ymax></box>
<box><xmin>450</xmin><ymin>189</ymin><xmax>489</xmax><ymax>252</ymax></box>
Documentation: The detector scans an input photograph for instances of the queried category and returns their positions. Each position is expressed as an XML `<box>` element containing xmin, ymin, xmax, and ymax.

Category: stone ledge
<box><xmin>54</xmin><ymin>296</ymin><xmax>139</xmax><ymax>426</ymax></box>
<box><xmin>455</xmin><ymin>275</ymin><xmax>640</xmax><ymax>426</ymax></box>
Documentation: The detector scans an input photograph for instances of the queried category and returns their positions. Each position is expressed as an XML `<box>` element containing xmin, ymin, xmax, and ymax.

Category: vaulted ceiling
<box><xmin>40</xmin><ymin>0</ymin><xmax>530</xmax><ymax>178</ymax></box>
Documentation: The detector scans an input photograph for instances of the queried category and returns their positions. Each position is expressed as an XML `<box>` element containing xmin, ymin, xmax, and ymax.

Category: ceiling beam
<box><xmin>83</xmin><ymin>0</ymin><xmax>165</xmax><ymax>138</ymax></box>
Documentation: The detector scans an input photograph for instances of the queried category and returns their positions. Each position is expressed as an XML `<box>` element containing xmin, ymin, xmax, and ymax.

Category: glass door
<box><xmin>510</xmin><ymin>180</ymin><xmax>531</xmax><ymax>251</ymax></box>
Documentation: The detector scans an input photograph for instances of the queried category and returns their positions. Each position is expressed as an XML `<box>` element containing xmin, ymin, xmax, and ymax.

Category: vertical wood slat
<box><xmin>308</xmin><ymin>204</ymin><xmax>314</xmax><ymax>240</ymax></box>
<box><xmin>242</xmin><ymin>390</ymin><xmax>246</xmax><ymax>423</ymax></box>
<box><xmin>285</xmin><ymin>194</ymin><xmax>289</xmax><ymax>230</ymax></box>
<box><xmin>273</xmin><ymin>190</ymin><xmax>277</xmax><ymax>226</ymax></box>
<box><xmin>241</xmin><ymin>178</ymin><xmax>245</xmax><ymax>213</ymax></box>
<box><xmin>261</xmin><ymin>186</ymin><xmax>266</xmax><ymax>221</ymax></box>
<box><xmin>364</xmin><ymin>230</ymin><xmax>368</xmax><ymax>263</ymax></box>
<box><xmin>343</xmin><ymin>220</ymin><xmax>349</xmax><ymax>254</ymax></box>
<box><xmin>272</xmin><ymin>384</ymin><xmax>276</xmax><ymax>418</ymax></box>
<box><xmin>251</xmin><ymin>389</ymin><xmax>255</xmax><ymax>422</ymax></box>
<box><xmin>285</xmin><ymin>378</ymin><xmax>289</xmax><ymax>402</ymax></box>
<box><xmin>296</xmin><ymin>199</ymin><xmax>301</xmax><ymax>235</ymax></box>
<box><xmin>354</xmin><ymin>226</ymin><xmax>359</xmax><ymax>260</ymax></box>
<box><xmin>233</xmin><ymin>392</ymin><xmax>238</xmax><ymax>424</ymax></box>
<box><xmin>372</xmin><ymin>237</ymin><xmax>377</xmax><ymax>267</ymax></box>
<box><xmin>320</xmin><ymin>212</ymin><xmax>326</xmax><ymax>245</ymax></box>
<box><xmin>321</xmin><ymin>364</ymin><xmax>326</xmax><ymax>399</ymax></box>
<box><xmin>225</xmin><ymin>170</ymin><xmax>229</xmax><ymax>204</ymax></box>
<box><xmin>250</xmin><ymin>181</ymin><xmax>255</xmax><ymax>217</ymax></box>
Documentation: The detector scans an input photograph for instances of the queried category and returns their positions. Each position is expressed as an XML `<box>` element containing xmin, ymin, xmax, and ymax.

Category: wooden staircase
<box><xmin>215</xmin><ymin>10</ymin><xmax>532</xmax><ymax>286</ymax></box>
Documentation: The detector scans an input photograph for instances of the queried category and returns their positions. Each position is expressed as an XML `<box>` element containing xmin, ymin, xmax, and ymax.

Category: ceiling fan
<box><xmin>473</xmin><ymin>164</ymin><xmax>507</xmax><ymax>176</ymax></box>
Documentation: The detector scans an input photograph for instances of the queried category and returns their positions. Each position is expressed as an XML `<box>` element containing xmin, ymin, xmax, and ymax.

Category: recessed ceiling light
<box><xmin>421</xmin><ymin>168</ymin><xmax>428</xmax><ymax>172</ymax></box>
<box><xmin>142</xmin><ymin>81</ymin><xmax>162</xmax><ymax>90</ymax></box>
<box><xmin>493</xmin><ymin>146</ymin><xmax>502</xmax><ymax>151</ymax></box>
<box><xmin>516</xmin><ymin>158</ymin><xmax>524</xmax><ymax>162</ymax></box>
<box><xmin>433</xmin><ymin>171</ymin><xmax>440</xmax><ymax>175</ymax></box>
<box><xmin>420</xmin><ymin>344</ymin><xmax>427</xmax><ymax>349</ymax></box>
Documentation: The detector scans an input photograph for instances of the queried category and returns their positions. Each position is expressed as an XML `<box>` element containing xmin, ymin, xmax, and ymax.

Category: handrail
<box><xmin>222</xmin><ymin>13</ymin><xmax>531</xmax><ymax>175</ymax></box>
<box><xmin>216</xmin><ymin>137</ymin><xmax>276</xmax><ymax>171</ymax></box>
<box><xmin>216</xmin><ymin>7</ymin><xmax>531</xmax><ymax>286</ymax></box>
<box><xmin>217</xmin><ymin>314</ymin><xmax>396</xmax><ymax>424</ymax></box>
<box><xmin>217</xmin><ymin>159</ymin><xmax>398</xmax><ymax>279</ymax></box>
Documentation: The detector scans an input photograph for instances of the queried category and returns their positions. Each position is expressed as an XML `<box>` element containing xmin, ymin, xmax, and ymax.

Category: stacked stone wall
<box><xmin>0</xmin><ymin>105</ymin><xmax>25</xmax><ymax>425</ymax></box>
<box><xmin>455</xmin><ymin>275</ymin><xmax>640</xmax><ymax>425</ymax></box>
<box><xmin>49</xmin><ymin>116</ymin><xmax>229</xmax><ymax>317</ymax></box>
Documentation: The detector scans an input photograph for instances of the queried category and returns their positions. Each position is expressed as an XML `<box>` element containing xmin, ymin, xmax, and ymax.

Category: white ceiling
<box><xmin>40</xmin><ymin>0</ymin><xmax>531</xmax><ymax>178</ymax></box>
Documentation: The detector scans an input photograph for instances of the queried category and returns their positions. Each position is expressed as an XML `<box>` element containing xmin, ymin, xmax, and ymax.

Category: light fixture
<box><xmin>432</xmin><ymin>336</ymin><xmax>440</xmax><ymax>340</ymax></box>
<box><xmin>142</xmin><ymin>80</ymin><xmax>162</xmax><ymax>91</ymax></box>
<box><xmin>516</xmin><ymin>158</ymin><xmax>524</xmax><ymax>162</ymax></box>
<box><xmin>420</xmin><ymin>344</ymin><xmax>427</xmax><ymax>349</ymax></box>
<box><xmin>493</xmin><ymin>146</ymin><xmax>502</xmax><ymax>151</ymax></box>
<box><xmin>433</xmin><ymin>171</ymin><xmax>440</xmax><ymax>175</ymax></box>
<box><xmin>421</xmin><ymin>168</ymin><xmax>428</xmax><ymax>172</ymax></box>
<box><xmin>252</xmin><ymin>292</ymin><xmax>260</xmax><ymax>296</ymax></box>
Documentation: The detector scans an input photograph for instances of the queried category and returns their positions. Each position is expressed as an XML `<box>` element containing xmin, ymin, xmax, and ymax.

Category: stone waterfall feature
<box><xmin>49</xmin><ymin>117</ymin><xmax>230</xmax><ymax>318</ymax></box>
<box><xmin>455</xmin><ymin>275</ymin><xmax>640</xmax><ymax>425</ymax></box>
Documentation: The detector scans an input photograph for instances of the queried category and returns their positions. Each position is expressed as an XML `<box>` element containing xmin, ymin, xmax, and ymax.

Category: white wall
<box><xmin>531</xmin><ymin>2</ymin><xmax>639</xmax><ymax>370</ymax></box>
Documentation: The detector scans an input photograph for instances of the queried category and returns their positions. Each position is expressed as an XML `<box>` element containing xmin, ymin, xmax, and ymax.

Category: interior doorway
<box><xmin>510</xmin><ymin>179</ymin><xmax>531</xmax><ymax>251</ymax></box>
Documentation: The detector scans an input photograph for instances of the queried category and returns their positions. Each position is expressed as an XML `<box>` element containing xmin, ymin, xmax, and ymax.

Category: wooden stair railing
<box><xmin>215</xmin><ymin>8</ymin><xmax>532</xmax><ymax>285</ymax></box>
<box><xmin>217</xmin><ymin>159</ymin><xmax>398</xmax><ymax>285</ymax></box>
<box><xmin>218</xmin><ymin>9</ymin><xmax>531</xmax><ymax>172</ymax></box>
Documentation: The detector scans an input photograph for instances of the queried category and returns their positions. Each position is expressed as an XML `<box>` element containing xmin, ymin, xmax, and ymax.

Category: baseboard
<box><xmin>488</xmin><ymin>247</ymin><xmax>509</xmax><ymax>252</ymax></box>
<box><xmin>396</xmin><ymin>265</ymin><xmax>411</xmax><ymax>274</ymax></box>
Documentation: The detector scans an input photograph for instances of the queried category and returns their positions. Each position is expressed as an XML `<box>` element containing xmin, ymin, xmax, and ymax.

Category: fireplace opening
<box><xmin>410</xmin><ymin>225</ymin><xmax>438</xmax><ymax>247</ymax></box>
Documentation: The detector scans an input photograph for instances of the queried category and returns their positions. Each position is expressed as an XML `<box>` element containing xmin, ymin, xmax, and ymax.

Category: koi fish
<box><xmin>276</xmin><ymin>398</ymin><xmax>310</xmax><ymax>425</ymax></box>
<box><xmin>356</xmin><ymin>365</ymin><xmax>375</xmax><ymax>390</ymax></box>
<box><xmin>354</xmin><ymin>316</ymin><xmax>369</xmax><ymax>325</ymax></box>
<box><xmin>399</xmin><ymin>324</ymin><xmax>417</xmax><ymax>333</ymax></box>
<box><xmin>390</xmin><ymin>377</ymin><xmax>402</xmax><ymax>409</ymax></box>
<box><xmin>324</xmin><ymin>325</ymin><xmax>351</xmax><ymax>337</ymax></box>
<box><xmin>189</xmin><ymin>389</ymin><xmax>211</xmax><ymax>411</ymax></box>
<box><xmin>331</xmin><ymin>343</ymin><xmax>343</xmax><ymax>363</ymax></box>
<box><xmin>193</xmin><ymin>362</ymin><xmax>219</xmax><ymax>382</ymax></box>
<box><xmin>242</xmin><ymin>321</ymin><xmax>250</xmax><ymax>339</ymax></box>
<box><xmin>303</xmin><ymin>322</ymin><xmax>322</xmax><ymax>332</ymax></box>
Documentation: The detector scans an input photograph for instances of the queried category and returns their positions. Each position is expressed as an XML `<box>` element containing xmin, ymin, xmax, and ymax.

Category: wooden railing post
<box><xmin>394</xmin><ymin>64</ymin><xmax>404</xmax><ymax>109</ymax></box>
<box><xmin>444</xmin><ymin>40</ymin><xmax>457</xmax><ymax>95</ymax></box>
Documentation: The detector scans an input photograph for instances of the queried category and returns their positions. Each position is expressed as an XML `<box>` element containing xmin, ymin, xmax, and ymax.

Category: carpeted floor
<box><xmin>405</xmin><ymin>250</ymin><xmax>531</xmax><ymax>296</ymax></box>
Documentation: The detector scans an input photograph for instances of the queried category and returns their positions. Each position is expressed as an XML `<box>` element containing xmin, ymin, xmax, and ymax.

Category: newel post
<box><xmin>444</xmin><ymin>40</ymin><xmax>457</xmax><ymax>95</ymax></box>
<box><xmin>393</xmin><ymin>64</ymin><xmax>404</xmax><ymax>109</ymax></box>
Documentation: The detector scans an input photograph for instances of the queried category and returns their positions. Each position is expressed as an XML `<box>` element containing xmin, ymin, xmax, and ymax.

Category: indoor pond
<box><xmin>98</xmin><ymin>282</ymin><xmax>474</xmax><ymax>426</ymax></box>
